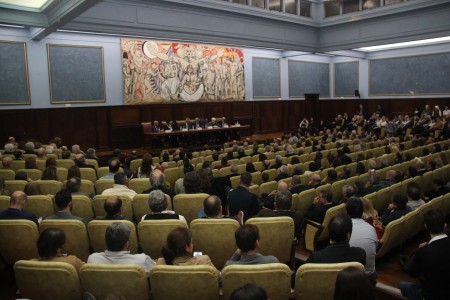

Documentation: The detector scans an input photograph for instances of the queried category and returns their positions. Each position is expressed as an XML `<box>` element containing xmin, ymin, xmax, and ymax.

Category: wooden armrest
<box><xmin>304</xmin><ymin>219</ymin><xmax>324</xmax><ymax>252</ymax></box>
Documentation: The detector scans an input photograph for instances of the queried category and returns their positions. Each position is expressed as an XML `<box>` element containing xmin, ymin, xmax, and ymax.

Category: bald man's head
<box><xmin>150</xmin><ymin>169</ymin><xmax>164</xmax><ymax>187</ymax></box>
<box><xmin>10</xmin><ymin>191</ymin><xmax>27</xmax><ymax>210</ymax></box>
<box><xmin>277</xmin><ymin>181</ymin><xmax>288</xmax><ymax>191</ymax></box>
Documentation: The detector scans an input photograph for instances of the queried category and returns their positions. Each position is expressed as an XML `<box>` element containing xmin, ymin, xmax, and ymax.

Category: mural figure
<box><xmin>121</xmin><ymin>39</ymin><xmax>245</xmax><ymax>104</ymax></box>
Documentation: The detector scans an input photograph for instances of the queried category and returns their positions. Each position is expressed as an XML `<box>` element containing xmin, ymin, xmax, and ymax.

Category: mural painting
<box><xmin>121</xmin><ymin>39</ymin><xmax>245</xmax><ymax>104</ymax></box>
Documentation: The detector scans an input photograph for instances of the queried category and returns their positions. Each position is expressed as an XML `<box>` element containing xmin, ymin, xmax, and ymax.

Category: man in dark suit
<box><xmin>257</xmin><ymin>190</ymin><xmax>303</xmax><ymax>239</ymax></box>
<box><xmin>289</xmin><ymin>175</ymin><xmax>310</xmax><ymax>195</ymax></box>
<box><xmin>306</xmin><ymin>214</ymin><xmax>366</xmax><ymax>265</ymax></box>
<box><xmin>94</xmin><ymin>196</ymin><xmax>132</xmax><ymax>221</ymax></box>
<box><xmin>46</xmin><ymin>189</ymin><xmax>87</xmax><ymax>225</ymax></box>
<box><xmin>305</xmin><ymin>189</ymin><xmax>335</xmax><ymax>224</ymax></box>
<box><xmin>0</xmin><ymin>191</ymin><xmax>38</xmax><ymax>225</ymax></box>
<box><xmin>400</xmin><ymin>209</ymin><xmax>450</xmax><ymax>300</ymax></box>
<box><xmin>228</xmin><ymin>172</ymin><xmax>260</xmax><ymax>222</ymax></box>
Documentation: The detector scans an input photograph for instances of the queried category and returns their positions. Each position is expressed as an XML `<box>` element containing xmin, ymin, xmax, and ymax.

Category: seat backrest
<box><xmin>295</xmin><ymin>262</ymin><xmax>365</xmax><ymax>300</ymax></box>
<box><xmin>38</xmin><ymin>180</ymin><xmax>63</xmax><ymax>195</ymax></box>
<box><xmin>129</xmin><ymin>178</ymin><xmax>151</xmax><ymax>194</ymax></box>
<box><xmin>80</xmin><ymin>168</ymin><xmax>97</xmax><ymax>184</ymax></box>
<box><xmin>262</xmin><ymin>169</ymin><xmax>277</xmax><ymax>181</ymax></box>
<box><xmin>150</xmin><ymin>265</ymin><xmax>220</xmax><ymax>300</ymax></box>
<box><xmin>56</xmin><ymin>159</ymin><xmax>75</xmax><ymax>170</ymax></box>
<box><xmin>259</xmin><ymin>181</ymin><xmax>277</xmax><ymax>196</ymax></box>
<box><xmin>78</xmin><ymin>179</ymin><xmax>95</xmax><ymax>195</ymax></box>
<box><xmin>40</xmin><ymin>219</ymin><xmax>90</xmax><ymax>261</ymax></box>
<box><xmin>85</xmin><ymin>159</ymin><xmax>99</xmax><ymax>170</ymax></box>
<box><xmin>92</xmin><ymin>195</ymin><xmax>133</xmax><ymax>220</ymax></box>
<box><xmin>222</xmin><ymin>263</ymin><xmax>291</xmax><ymax>300</ymax></box>
<box><xmin>80</xmin><ymin>263</ymin><xmax>149</xmax><ymax>300</ymax></box>
<box><xmin>246</xmin><ymin>217</ymin><xmax>294</xmax><ymax>263</ymax></box>
<box><xmin>130</xmin><ymin>159</ymin><xmax>143</xmax><ymax>173</ymax></box>
<box><xmin>230</xmin><ymin>175</ymin><xmax>240</xmax><ymax>190</ymax></box>
<box><xmin>164</xmin><ymin>167</ymin><xmax>181</xmax><ymax>190</ymax></box>
<box><xmin>14</xmin><ymin>260</ymin><xmax>81</xmax><ymax>300</ymax></box>
<box><xmin>0</xmin><ymin>195</ymin><xmax>9</xmax><ymax>211</ymax></box>
<box><xmin>56</xmin><ymin>167</ymin><xmax>68</xmax><ymax>182</ymax></box>
<box><xmin>5</xmin><ymin>180</ymin><xmax>27</xmax><ymax>193</ymax></box>
<box><xmin>173</xmin><ymin>193</ymin><xmax>209</xmax><ymax>224</ymax></box>
<box><xmin>318</xmin><ymin>203</ymin><xmax>346</xmax><ymax>241</ymax></box>
<box><xmin>295</xmin><ymin>189</ymin><xmax>316</xmax><ymax>215</ymax></box>
<box><xmin>0</xmin><ymin>169</ymin><xmax>15</xmax><ymax>181</ymax></box>
<box><xmin>376</xmin><ymin>216</ymin><xmax>406</xmax><ymax>259</ymax></box>
<box><xmin>25</xmin><ymin>195</ymin><xmax>55</xmax><ymax>219</ymax></box>
<box><xmin>71</xmin><ymin>195</ymin><xmax>94</xmax><ymax>222</ymax></box>
<box><xmin>0</xmin><ymin>220</ymin><xmax>39</xmax><ymax>264</ymax></box>
<box><xmin>11</xmin><ymin>160</ymin><xmax>25</xmax><ymax>172</ymax></box>
<box><xmin>138</xmin><ymin>220</ymin><xmax>187</xmax><ymax>258</ymax></box>
<box><xmin>87</xmin><ymin>220</ymin><xmax>138</xmax><ymax>254</ymax></box>
<box><xmin>190</xmin><ymin>218</ymin><xmax>240</xmax><ymax>269</ymax></box>
<box><xmin>17</xmin><ymin>169</ymin><xmax>42</xmax><ymax>181</ymax></box>
<box><xmin>94</xmin><ymin>179</ymin><xmax>114</xmax><ymax>194</ymax></box>
<box><xmin>402</xmin><ymin>208</ymin><xmax>424</xmax><ymax>241</ymax></box>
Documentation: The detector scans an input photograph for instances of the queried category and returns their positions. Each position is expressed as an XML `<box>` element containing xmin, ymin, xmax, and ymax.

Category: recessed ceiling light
<box><xmin>354</xmin><ymin>36</ymin><xmax>450</xmax><ymax>52</ymax></box>
<box><xmin>0</xmin><ymin>0</ymin><xmax>54</xmax><ymax>12</ymax></box>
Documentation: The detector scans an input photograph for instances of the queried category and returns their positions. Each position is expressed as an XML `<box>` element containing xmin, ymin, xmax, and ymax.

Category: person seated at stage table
<box><xmin>152</xmin><ymin>121</ymin><xmax>160</xmax><ymax>132</ymax></box>
<box><xmin>207</xmin><ymin>117</ymin><xmax>219</xmax><ymax>127</ymax></box>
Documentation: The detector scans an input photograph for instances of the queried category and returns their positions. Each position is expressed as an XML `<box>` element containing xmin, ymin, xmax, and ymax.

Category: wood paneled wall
<box><xmin>1</xmin><ymin>98</ymin><xmax>448</xmax><ymax>151</ymax></box>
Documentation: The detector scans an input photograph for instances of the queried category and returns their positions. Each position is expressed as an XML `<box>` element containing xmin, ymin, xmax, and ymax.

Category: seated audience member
<box><xmin>88</xmin><ymin>222</ymin><xmax>155</xmax><ymax>276</ymax></box>
<box><xmin>322</xmin><ymin>169</ymin><xmax>338</xmax><ymax>184</ymax></box>
<box><xmin>141</xmin><ymin>190</ymin><xmax>187</xmax><ymax>226</ymax></box>
<box><xmin>381</xmin><ymin>194</ymin><xmax>411</xmax><ymax>226</ymax></box>
<box><xmin>157</xmin><ymin>227</ymin><xmax>217</xmax><ymax>269</ymax></box>
<box><xmin>137</xmin><ymin>153</ymin><xmax>153</xmax><ymax>178</ymax></box>
<box><xmin>142</xmin><ymin>169</ymin><xmax>175</xmax><ymax>200</ymax></box>
<box><xmin>306</xmin><ymin>214</ymin><xmax>366</xmax><ymax>265</ymax></box>
<box><xmin>228</xmin><ymin>172</ymin><xmax>260</xmax><ymax>222</ymax></box>
<box><xmin>37</xmin><ymin>228</ymin><xmax>85</xmax><ymax>275</ymax></box>
<box><xmin>45</xmin><ymin>157</ymin><xmax>57</xmax><ymax>168</ymax></box>
<box><xmin>15</xmin><ymin>171</ymin><xmax>29</xmax><ymax>181</ymax></box>
<box><xmin>361</xmin><ymin>197</ymin><xmax>384</xmax><ymax>239</ymax></box>
<box><xmin>74</xmin><ymin>154</ymin><xmax>95</xmax><ymax>170</ymax></box>
<box><xmin>225</xmin><ymin>224</ymin><xmax>279</xmax><ymax>266</ymax></box>
<box><xmin>305</xmin><ymin>189</ymin><xmax>335</xmax><ymax>223</ymax></box>
<box><xmin>102</xmin><ymin>173</ymin><xmax>137</xmax><ymax>199</ymax></box>
<box><xmin>400</xmin><ymin>210</ymin><xmax>450</xmax><ymax>300</ymax></box>
<box><xmin>174</xmin><ymin>162</ymin><xmax>194</xmax><ymax>194</ymax></box>
<box><xmin>94</xmin><ymin>196</ymin><xmax>132</xmax><ymax>221</ymax></box>
<box><xmin>346</xmin><ymin>197</ymin><xmax>377</xmax><ymax>279</ymax></box>
<box><xmin>85</xmin><ymin>148</ymin><xmax>98</xmax><ymax>161</ymax></box>
<box><xmin>289</xmin><ymin>175</ymin><xmax>309</xmax><ymax>194</ymax></box>
<box><xmin>1</xmin><ymin>157</ymin><xmax>13</xmax><ymax>169</ymax></box>
<box><xmin>334</xmin><ymin>267</ymin><xmax>376</xmax><ymax>300</ymax></box>
<box><xmin>25</xmin><ymin>157</ymin><xmax>38</xmax><ymax>169</ymax></box>
<box><xmin>0</xmin><ymin>191</ymin><xmax>38</xmax><ymax>224</ymax></box>
<box><xmin>308</xmin><ymin>173</ymin><xmax>322</xmax><ymax>189</ymax></box>
<box><xmin>257</xmin><ymin>190</ymin><xmax>303</xmax><ymax>239</ymax></box>
<box><xmin>274</xmin><ymin>165</ymin><xmax>289</xmax><ymax>182</ymax></box>
<box><xmin>24</xmin><ymin>181</ymin><xmax>41</xmax><ymax>196</ymax></box>
<box><xmin>340</xmin><ymin>184</ymin><xmax>357</xmax><ymax>204</ymax></box>
<box><xmin>46</xmin><ymin>189</ymin><xmax>86</xmax><ymax>225</ymax></box>
<box><xmin>365</xmin><ymin>174</ymin><xmax>383</xmax><ymax>194</ymax></box>
<box><xmin>215</xmin><ymin>157</ymin><xmax>229</xmax><ymax>170</ymax></box>
<box><xmin>66</xmin><ymin>177</ymin><xmax>93</xmax><ymax>199</ymax></box>
<box><xmin>67</xmin><ymin>165</ymin><xmax>81</xmax><ymax>180</ymax></box>
<box><xmin>263</xmin><ymin>181</ymin><xmax>288</xmax><ymax>210</ymax></box>
<box><xmin>100</xmin><ymin>158</ymin><xmax>121</xmax><ymax>180</ymax></box>
<box><xmin>41</xmin><ymin>166</ymin><xmax>58</xmax><ymax>180</ymax></box>
<box><xmin>230</xmin><ymin>284</ymin><xmax>268</xmax><ymax>300</ymax></box>
<box><xmin>426</xmin><ymin>178</ymin><xmax>450</xmax><ymax>200</ymax></box>
<box><xmin>202</xmin><ymin>195</ymin><xmax>234</xmax><ymax>219</ymax></box>
<box><xmin>261</xmin><ymin>172</ymin><xmax>270</xmax><ymax>183</ymax></box>
<box><xmin>270</xmin><ymin>155</ymin><xmax>284</xmax><ymax>170</ymax></box>
<box><xmin>406</xmin><ymin>184</ymin><xmax>425</xmax><ymax>211</ymax></box>
<box><xmin>0</xmin><ymin>176</ymin><xmax>11</xmax><ymax>196</ymax></box>
<box><xmin>245</xmin><ymin>163</ymin><xmax>256</xmax><ymax>173</ymax></box>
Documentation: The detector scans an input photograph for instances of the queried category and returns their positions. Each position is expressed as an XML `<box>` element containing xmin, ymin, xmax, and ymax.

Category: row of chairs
<box><xmin>0</xmin><ymin>216</ymin><xmax>295</xmax><ymax>270</ymax></box>
<box><xmin>14</xmin><ymin>260</ymin><xmax>364</xmax><ymax>300</ymax></box>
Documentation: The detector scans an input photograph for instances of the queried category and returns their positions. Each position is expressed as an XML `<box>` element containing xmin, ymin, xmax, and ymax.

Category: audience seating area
<box><xmin>1</xmin><ymin>131</ymin><xmax>450</xmax><ymax>299</ymax></box>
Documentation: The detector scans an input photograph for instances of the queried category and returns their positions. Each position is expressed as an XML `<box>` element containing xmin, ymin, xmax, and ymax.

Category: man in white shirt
<box><xmin>406</xmin><ymin>185</ymin><xmax>425</xmax><ymax>211</ymax></box>
<box><xmin>102</xmin><ymin>173</ymin><xmax>137</xmax><ymax>199</ymax></box>
<box><xmin>87</xmin><ymin>222</ymin><xmax>155</xmax><ymax>276</ymax></box>
<box><xmin>346</xmin><ymin>196</ymin><xmax>378</xmax><ymax>280</ymax></box>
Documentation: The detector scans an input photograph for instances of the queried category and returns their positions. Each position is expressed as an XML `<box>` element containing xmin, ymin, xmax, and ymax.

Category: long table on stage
<box><xmin>144</xmin><ymin>125</ymin><xmax>250</xmax><ymax>147</ymax></box>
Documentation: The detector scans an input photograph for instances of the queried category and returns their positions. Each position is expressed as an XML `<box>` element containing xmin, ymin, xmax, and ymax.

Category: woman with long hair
<box><xmin>138</xmin><ymin>153</ymin><xmax>153</xmax><ymax>178</ymax></box>
<box><xmin>157</xmin><ymin>227</ymin><xmax>216</xmax><ymax>269</ymax></box>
